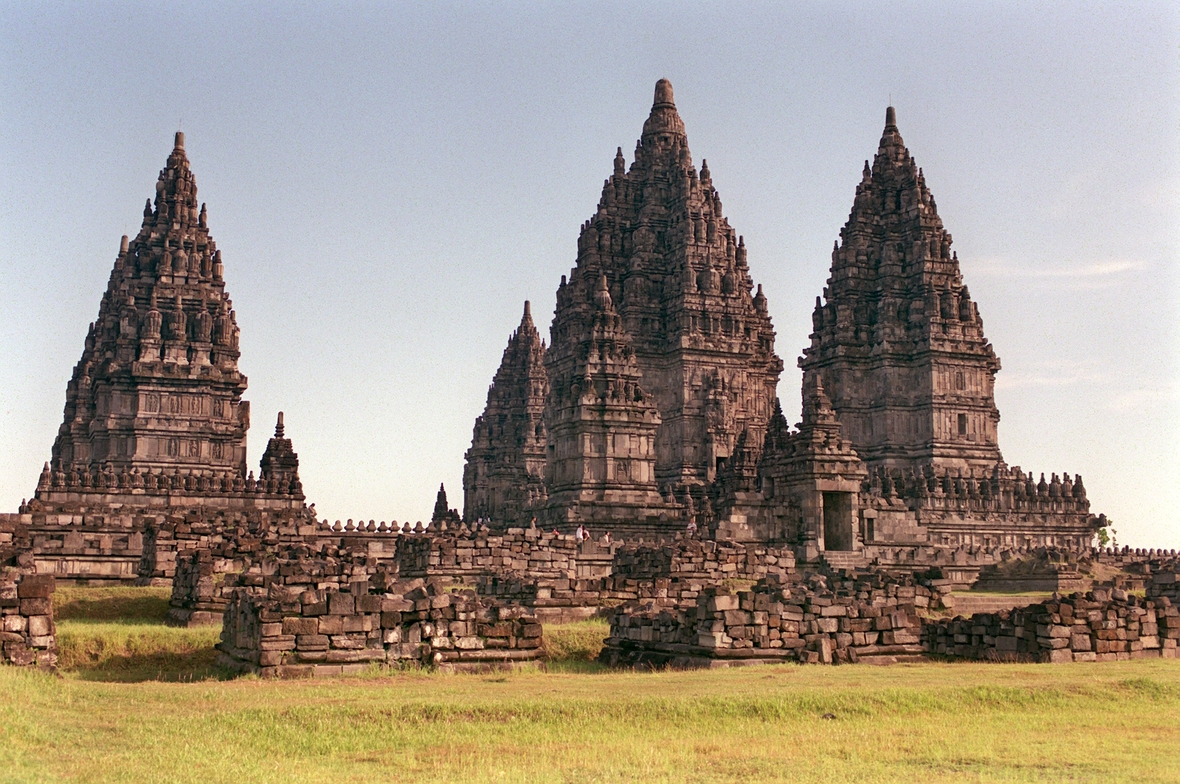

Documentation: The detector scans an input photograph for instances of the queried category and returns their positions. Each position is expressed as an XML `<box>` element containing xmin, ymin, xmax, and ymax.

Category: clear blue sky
<box><xmin>1</xmin><ymin>2</ymin><xmax>1177</xmax><ymax>547</ymax></box>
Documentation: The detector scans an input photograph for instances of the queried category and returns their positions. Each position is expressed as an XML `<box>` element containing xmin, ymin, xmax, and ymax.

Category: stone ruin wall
<box><xmin>162</xmin><ymin>512</ymin><xmax>399</xmax><ymax>627</ymax></box>
<box><xmin>161</xmin><ymin>510</ymin><xmax>1179</xmax><ymax>631</ymax></box>
<box><xmin>601</xmin><ymin>559</ymin><xmax>1180</xmax><ymax>669</ymax></box>
<box><xmin>215</xmin><ymin>553</ymin><xmax>543</xmax><ymax>677</ymax></box>
<box><xmin>474</xmin><ymin>536</ymin><xmax>797</xmax><ymax>622</ymax></box>
<box><xmin>857</xmin><ymin>465</ymin><xmax>1096</xmax><ymax>552</ymax></box>
<box><xmin>0</xmin><ymin>519</ymin><xmax>57</xmax><ymax>668</ymax></box>
<box><xmin>600</xmin><ymin>571</ymin><xmax>941</xmax><ymax>668</ymax></box>
<box><xmin>0</xmin><ymin>510</ymin><xmax>148</xmax><ymax>585</ymax></box>
<box><xmin>2</xmin><ymin>465</ymin><xmax>306</xmax><ymax>586</ymax></box>
<box><xmin>164</xmin><ymin>518</ymin><xmax>799</xmax><ymax>628</ymax></box>
<box><xmin>925</xmin><ymin>577</ymin><xmax>1180</xmax><ymax>663</ymax></box>
<box><xmin>0</xmin><ymin>573</ymin><xmax>57</xmax><ymax>668</ymax></box>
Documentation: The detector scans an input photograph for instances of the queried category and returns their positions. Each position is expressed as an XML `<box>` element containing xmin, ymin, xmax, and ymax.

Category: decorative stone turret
<box><xmin>542</xmin><ymin>273</ymin><xmax>674</xmax><ymax>531</ymax></box>
<box><xmin>714</xmin><ymin>373</ymin><xmax>868</xmax><ymax>555</ymax></box>
<box><xmin>258</xmin><ymin>412</ymin><xmax>303</xmax><ymax>498</ymax></box>
<box><xmin>556</xmin><ymin>79</ymin><xmax>783</xmax><ymax>494</ymax></box>
<box><xmin>463</xmin><ymin>301</ymin><xmax>549</xmax><ymax>526</ymax></box>
<box><xmin>800</xmin><ymin>107</ymin><xmax>1002</xmax><ymax>474</ymax></box>
<box><xmin>45</xmin><ymin>132</ymin><xmax>250</xmax><ymax>487</ymax></box>
<box><xmin>431</xmin><ymin>483</ymin><xmax>460</xmax><ymax>529</ymax></box>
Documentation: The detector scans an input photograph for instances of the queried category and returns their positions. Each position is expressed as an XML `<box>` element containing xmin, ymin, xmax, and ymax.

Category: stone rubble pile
<box><xmin>474</xmin><ymin>538</ymin><xmax>798</xmax><ymax>622</ymax></box>
<box><xmin>600</xmin><ymin>571</ymin><xmax>943</xmax><ymax>668</ymax></box>
<box><xmin>924</xmin><ymin>588</ymin><xmax>1179</xmax><ymax>662</ymax></box>
<box><xmin>163</xmin><ymin>513</ymin><xmax>401</xmax><ymax>626</ymax></box>
<box><xmin>611</xmin><ymin>539</ymin><xmax>795</xmax><ymax>582</ymax></box>
<box><xmin>216</xmin><ymin>552</ymin><xmax>543</xmax><ymax>677</ymax></box>
<box><xmin>0</xmin><ymin>572</ymin><xmax>57</xmax><ymax>668</ymax></box>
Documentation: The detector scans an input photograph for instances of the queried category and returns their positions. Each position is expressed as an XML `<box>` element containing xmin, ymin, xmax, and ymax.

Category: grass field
<box><xmin>0</xmin><ymin>587</ymin><xmax>1176</xmax><ymax>783</ymax></box>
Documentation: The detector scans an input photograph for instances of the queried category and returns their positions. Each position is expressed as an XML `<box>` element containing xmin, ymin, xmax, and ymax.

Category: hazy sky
<box><xmin>2</xmin><ymin>3</ymin><xmax>1177</xmax><ymax>547</ymax></box>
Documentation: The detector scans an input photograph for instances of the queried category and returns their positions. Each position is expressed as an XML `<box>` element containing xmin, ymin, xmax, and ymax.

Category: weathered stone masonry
<box><xmin>0</xmin><ymin>520</ymin><xmax>56</xmax><ymax>668</ymax></box>
<box><xmin>216</xmin><ymin>555</ymin><xmax>543</xmax><ymax>676</ymax></box>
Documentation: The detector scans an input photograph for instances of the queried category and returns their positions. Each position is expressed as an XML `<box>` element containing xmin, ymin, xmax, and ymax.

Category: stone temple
<box><xmin>713</xmin><ymin>105</ymin><xmax>1096</xmax><ymax>559</ymax></box>
<box><xmin>2</xmin><ymin>79</ymin><xmax>1160</xmax><ymax>678</ymax></box>
<box><xmin>31</xmin><ymin>132</ymin><xmax>304</xmax><ymax>518</ymax></box>
<box><xmin>5</xmin><ymin>81</ymin><xmax>1102</xmax><ymax>583</ymax></box>
<box><xmin>800</xmin><ymin>106</ymin><xmax>1002</xmax><ymax>474</ymax></box>
<box><xmin>466</xmin><ymin>82</ymin><xmax>1099</xmax><ymax>558</ymax></box>
<box><xmin>463</xmin><ymin>302</ymin><xmax>549</xmax><ymax>525</ymax></box>
<box><xmin>467</xmin><ymin>79</ymin><xmax>783</xmax><ymax>535</ymax></box>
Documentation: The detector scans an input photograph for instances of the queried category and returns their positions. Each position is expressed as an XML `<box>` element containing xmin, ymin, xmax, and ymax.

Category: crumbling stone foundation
<box><xmin>0</xmin><ymin>573</ymin><xmax>57</xmax><ymax>668</ymax></box>
<box><xmin>218</xmin><ymin>580</ymin><xmax>543</xmax><ymax>676</ymax></box>
<box><xmin>599</xmin><ymin>571</ymin><xmax>943</xmax><ymax>668</ymax></box>
<box><xmin>924</xmin><ymin>588</ymin><xmax>1178</xmax><ymax>662</ymax></box>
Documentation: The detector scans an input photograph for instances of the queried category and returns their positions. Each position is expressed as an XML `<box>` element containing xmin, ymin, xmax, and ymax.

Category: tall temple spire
<box><xmin>463</xmin><ymin>300</ymin><xmax>549</xmax><ymax>525</ymax></box>
<box><xmin>542</xmin><ymin>260</ymin><xmax>666</xmax><ymax>527</ymax></box>
<box><xmin>46</xmin><ymin>133</ymin><xmax>250</xmax><ymax>483</ymax></box>
<box><xmin>800</xmin><ymin>106</ymin><xmax>1002</xmax><ymax>473</ymax></box>
<box><xmin>547</xmin><ymin>78</ymin><xmax>782</xmax><ymax>499</ymax></box>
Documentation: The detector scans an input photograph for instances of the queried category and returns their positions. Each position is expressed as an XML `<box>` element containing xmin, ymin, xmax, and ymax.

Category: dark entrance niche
<box><xmin>823</xmin><ymin>491</ymin><xmax>853</xmax><ymax>551</ymax></box>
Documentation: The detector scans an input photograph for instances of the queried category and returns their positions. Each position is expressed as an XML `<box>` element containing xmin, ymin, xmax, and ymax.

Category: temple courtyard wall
<box><xmin>214</xmin><ymin>552</ymin><xmax>543</xmax><ymax>676</ymax></box>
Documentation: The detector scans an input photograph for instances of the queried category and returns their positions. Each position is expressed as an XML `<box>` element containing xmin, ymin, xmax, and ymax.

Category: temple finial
<box><xmin>275</xmin><ymin>411</ymin><xmax>284</xmax><ymax>438</ymax></box>
<box><xmin>593</xmin><ymin>273</ymin><xmax>614</xmax><ymax>312</ymax></box>
<box><xmin>174</xmin><ymin>131</ymin><xmax>185</xmax><ymax>150</ymax></box>
<box><xmin>885</xmin><ymin>106</ymin><xmax>896</xmax><ymax>129</ymax></box>
<box><xmin>654</xmin><ymin>78</ymin><xmax>675</xmax><ymax>107</ymax></box>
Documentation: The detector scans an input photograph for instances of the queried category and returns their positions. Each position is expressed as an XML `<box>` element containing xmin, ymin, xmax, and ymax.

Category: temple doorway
<box><xmin>822</xmin><ymin>492</ymin><xmax>853</xmax><ymax>551</ymax></box>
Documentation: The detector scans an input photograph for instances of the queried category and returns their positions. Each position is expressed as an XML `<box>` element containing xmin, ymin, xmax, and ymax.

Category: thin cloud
<box><xmin>1107</xmin><ymin>383</ymin><xmax>1180</xmax><ymax>414</ymax></box>
<box><xmin>971</xmin><ymin>257</ymin><xmax>1148</xmax><ymax>279</ymax></box>
<box><xmin>995</xmin><ymin>360</ymin><xmax>1107</xmax><ymax>391</ymax></box>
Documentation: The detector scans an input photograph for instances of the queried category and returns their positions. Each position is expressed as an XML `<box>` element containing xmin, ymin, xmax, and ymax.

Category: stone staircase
<box><xmin>821</xmin><ymin>551</ymin><xmax>869</xmax><ymax>572</ymax></box>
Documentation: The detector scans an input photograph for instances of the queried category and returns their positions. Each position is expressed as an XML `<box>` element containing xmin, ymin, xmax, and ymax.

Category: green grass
<box><xmin>54</xmin><ymin>585</ymin><xmax>173</xmax><ymax>622</ymax></box>
<box><xmin>541</xmin><ymin>619</ymin><xmax>608</xmax><ymax>668</ymax></box>
<box><xmin>54</xmin><ymin>585</ymin><xmax>222</xmax><ymax>682</ymax></box>
<box><xmin>3</xmin><ymin>659</ymin><xmax>1178</xmax><ymax>782</ymax></box>
<box><xmin>56</xmin><ymin>622</ymin><xmax>223</xmax><ymax>682</ymax></box>
<box><xmin>4</xmin><ymin>586</ymin><xmax>1176</xmax><ymax>782</ymax></box>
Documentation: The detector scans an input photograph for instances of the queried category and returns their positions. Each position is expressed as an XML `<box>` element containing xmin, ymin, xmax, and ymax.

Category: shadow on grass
<box><xmin>55</xmin><ymin>587</ymin><xmax>172</xmax><ymax>623</ymax></box>
<box><xmin>65</xmin><ymin>647</ymin><xmax>233</xmax><ymax>683</ymax></box>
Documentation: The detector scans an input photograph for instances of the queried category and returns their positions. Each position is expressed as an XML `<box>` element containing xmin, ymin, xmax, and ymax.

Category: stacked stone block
<box><xmin>469</xmin><ymin>537</ymin><xmax>797</xmax><ymax>621</ymax></box>
<box><xmin>600</xmin><ymin>572</ymin><xmax>939</xmax><ymax>668</ymax></box>
<box><xmin>217</xmin><ymin>565</ymin><xmax>543</xmax><ymax>677</ymax></box>
<box><xmin>396</xmin><ymin>526</ymin><xmax>613</xmax><ymax>583</ymax></box>
<box><xmin>0</xmin><ymin>573</ymin><xmax>57</xmax><ymax>668</ymax></box>
<box><xmin>139</xmin><ymin>507</ymin><xmax>331</xmax><ymax>584</ymax></box>
<box><xmin>612</xmin><ymin>539</ymin><xmax>795</xmax><ymax>583</ymax></box>
<box><xmin>166</xmin><ymin>519</ymin><xmax>402</xmax><ymax>626</ymax></box>
<box><xmin>0</xmin><ymin>519</ymin><xmax>56</xmax><ymax>667</ymax></box>
<box><xmin>0</xmin><ymin>510</ymin><xmax>148</xmax><ymax>584</ymax></box>
<box><xmin>924</xmin><ymin>589</ymin><xmax>1178</xmax><ymax>662</ymax></box>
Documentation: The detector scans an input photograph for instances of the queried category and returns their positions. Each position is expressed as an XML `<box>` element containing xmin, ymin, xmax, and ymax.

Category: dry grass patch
<box><xmin>2</xmin><ymin>657</ymin><xmax>1178</xmax><ymax>782</ymax></box>
<box><xmin>541</xmin><ymin>619</ymin><xmax>608</xmax><ymax>666</ymax></box>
